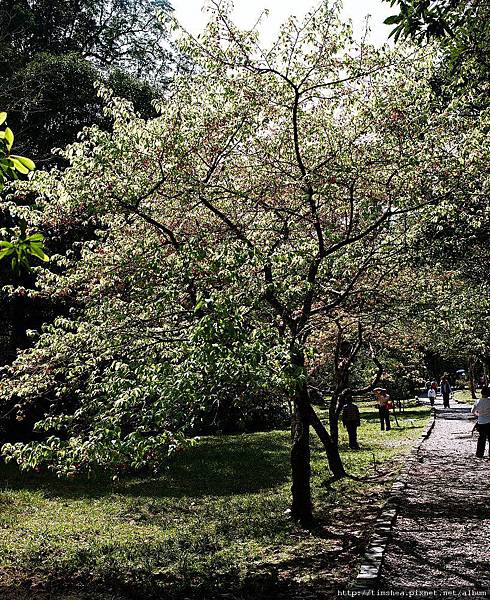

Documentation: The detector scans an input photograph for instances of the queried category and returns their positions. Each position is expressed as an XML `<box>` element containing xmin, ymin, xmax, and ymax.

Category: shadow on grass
<box><xmin>0</xmin><ymin>568</ymin><xmax>338</xmax><ymax>600</ymax></box>
<box><xmin>0</xmin><ymin>406</ymin><xmax>430</xmax><ymax>502</ymax></box>
<box><xmin>360</xmin><ymin>407</ymin><xmax>430</xmax><ymax>425</ymax></box>
<box><xmin>0</xmin><ymin>430</ymin><xmax>291</xmax><ymax>501</ymax></box>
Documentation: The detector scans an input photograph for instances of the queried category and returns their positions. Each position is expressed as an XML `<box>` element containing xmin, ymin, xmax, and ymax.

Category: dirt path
<box><xmin>379</xmin><ymin>396</ymin><xmax>490</xmax><ymax>597</ymax></box>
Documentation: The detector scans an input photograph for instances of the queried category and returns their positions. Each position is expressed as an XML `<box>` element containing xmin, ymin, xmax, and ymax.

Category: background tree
<box><xmin>384</xmin><ymin>0</ymin><xmax>489</xmax><ymax>108</ymax></box>
<box><xmin>0</xmin><ymin>0</ymin><xmax>176</xmax><ymax>368</ymax></box>
<box><xmin>0</xmin><ymin>0</ymin><xmax>174</xmax><ymax>164</ymax></box>
<box><xmin>385</xmin><ymin>0</ymin><xmax>490</xmax><ymax>395</ymax></box>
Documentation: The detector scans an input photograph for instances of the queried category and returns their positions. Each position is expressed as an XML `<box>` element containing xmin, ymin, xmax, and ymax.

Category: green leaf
<box><xmin>384</xmin><ymin>14</ymin><xmax>402</xmax><ymax>25</ymax></box>
<box><xmin>26</xmin><ymin>233</ymin><xmax>44</xmax><ymax>242</ymax></box>
<box><xmin>10</xmin><ymin>158</ymin><xmax>30</xmax><ymax>175</ymax></box>
<box><xmin>390</xmin><ymin>24</ymin><xmax>404</xmax><ymax>41</ymax></box>
<box><xmin>11</xmin><ymin>155</ymin><xmax>35</xmax><ymax>171</ymax></box>
<box><xmin>0</xmin><ymin>247</ymin><xmax>15</xmax><ymax>260</ymax></box>
<box><xmin>4</xmin><ymin>127</ymin><xmax>14</xmax><ymax>150</ymax></box>
<box><xmin>27</xmin><ymin>243</ymin><xmax>50</xmax><ymax>262</ymax></box>
<box><xmin>0</xmin><ymin>112</ymin><xmax>7</xmax><ymax>126</ymax></box>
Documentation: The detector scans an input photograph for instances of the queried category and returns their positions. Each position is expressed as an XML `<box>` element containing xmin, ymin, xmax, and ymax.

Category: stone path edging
<box><xmin>350</xmin><ymin>409</ymin><xmax>437</xmax><ymax>590</ymax></box>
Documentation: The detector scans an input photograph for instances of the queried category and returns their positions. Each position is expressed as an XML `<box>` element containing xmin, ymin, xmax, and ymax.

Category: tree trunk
<box><xmin>329</xmin><ymin>393</ymin><xmax>340</xmax><ymax>446</ymax></box>
<box><xmin>308</xmin><ymin>404</ymin><xmax>346</xmax><ymax>479</ymax></box>
<box><xmin>468</xmin><ymin>355</ymin><xmax>477</xmax><ymax>399</ymax></box>
<box><xmin>288</xmin><ymin>348</ymin><xmax>346</xmax><ymax>524</ymax></box>
<box><xmin>482</xmin><ymin>356</ymin><xmax>490</xmax><ymax>386</ymax></box>
<box><xmin>290</xmin><ymin>397</ymin><xmax>312</xmax><ymax>525</ymax></box>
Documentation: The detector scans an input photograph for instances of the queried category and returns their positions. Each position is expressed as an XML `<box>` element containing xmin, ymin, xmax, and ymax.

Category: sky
<box><xmin>173</xmin><ymin>0</ymin><xmax>395</xmax><ymax>48</ymax></box>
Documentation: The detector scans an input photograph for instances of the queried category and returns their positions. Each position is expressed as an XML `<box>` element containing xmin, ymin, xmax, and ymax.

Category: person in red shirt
<box><xmin>374</xmin><ymin>388</ymin><xmax>392</xmax><ymax>431</ymax></box>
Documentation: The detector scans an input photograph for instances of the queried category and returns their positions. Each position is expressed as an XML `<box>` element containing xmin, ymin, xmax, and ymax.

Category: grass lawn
<box><xmin>0</xmin><ymin>402</ymin><xmax>431</xmax><ymax>600</ymax></box>
<box><xmin>453</xmin><ymin>388</ymin><xmax>476</xmax><ymax>404</ymax></box>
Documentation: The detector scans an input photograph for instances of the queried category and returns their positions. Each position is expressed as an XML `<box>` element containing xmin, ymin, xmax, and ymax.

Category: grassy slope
<box><xmin>0</xmin><ymin>403</ymin><xmax>430</xmax><ymax>600</ymax></box>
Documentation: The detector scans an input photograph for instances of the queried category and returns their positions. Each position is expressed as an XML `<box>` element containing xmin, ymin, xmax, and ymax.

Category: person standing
<box><xmin>472</xmin><ymin>386</ymin><xmax>490</xmax><ymax>457</ymax></box>
<box><xmin>374</xmin><ymin>388</ymin><xmax>391</xmax><ymax>431</ymax></box>
<box><xmin>341</xmin><ymin>395</ymin><xmax>361</xmax><ymax>450</ymax></box>
<box><xmin>440</xmin><ymin>375</ymin><xmax>452</xmax><ymax>408</ymax></box>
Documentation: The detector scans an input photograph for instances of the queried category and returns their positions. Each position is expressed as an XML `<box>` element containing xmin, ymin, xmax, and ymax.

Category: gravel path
<box><xmin>379</xmin><ymin>396</ymin><xmax>490</xmax><ymax>597</ymax></box>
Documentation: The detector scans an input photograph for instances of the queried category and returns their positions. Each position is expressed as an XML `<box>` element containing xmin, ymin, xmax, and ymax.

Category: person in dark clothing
<box><xmin>440</xmin><ymin>375</ymin><xmax>452</xmax><ymax>408</ymax></box>
<box><xmin>374</xmin><ymin>388</ymin><xmax>391</xmax><ymax>431</ymax></box>
<box><xmin>341</xmin><ymin>395</ymin><xmax>361</xmax><ymax>449</ymax></box>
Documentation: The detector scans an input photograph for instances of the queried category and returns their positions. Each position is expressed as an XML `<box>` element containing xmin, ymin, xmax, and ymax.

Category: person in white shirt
<box><xmin>471</xmin><ymin>385</ymin><xmax>490</xmax><ymax>458</ymax></box>
<box><xmin>428</xmin><ymin>386</ymin><xmax>436</xmax><ymax>407</ymax></box>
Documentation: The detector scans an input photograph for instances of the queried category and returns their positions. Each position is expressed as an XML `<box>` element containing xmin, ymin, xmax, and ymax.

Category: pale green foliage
<box><xmin>1</xmin><ymin>2</ymin><xmax>487</xmax><ymax>474</ymax></box>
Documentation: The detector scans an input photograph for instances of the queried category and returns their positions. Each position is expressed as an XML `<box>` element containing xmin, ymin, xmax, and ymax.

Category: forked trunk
<box><xmin>308</xmin><ymin>403</ymin><xmax>346</xmax><ymax>479</ymax></box>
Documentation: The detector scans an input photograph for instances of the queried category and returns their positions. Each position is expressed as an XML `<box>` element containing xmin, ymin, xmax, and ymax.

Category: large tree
<box><xmin>1</xmin><ymin>2</ymin><xmax>485</xmax><ymax>524</ymax></box>
<box><xmin>1</xmin><ymin>0</ymin><xmax>172</xmax><ymax>72</ymax></box>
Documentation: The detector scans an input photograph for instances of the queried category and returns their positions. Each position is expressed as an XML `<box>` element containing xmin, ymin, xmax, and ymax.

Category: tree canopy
<box><xmin>1</xmin><ymin>1</ymin><xmax>487</xmax><ymax>523</ymax></box>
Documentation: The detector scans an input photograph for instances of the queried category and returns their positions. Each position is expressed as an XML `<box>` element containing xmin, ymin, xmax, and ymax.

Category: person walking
<box><xmin>374</xmin><ymin>388</ymin><xmax>391</xmax><ymax>431</ymax></box>
<box><xmin>472</xmin><ymin>385</ymin><xmax>490</xmax><ymax>458</ymax></box>
<box><xmin>341</xmin><ymin>394</ymin><xmax>361</xmax><ymax>450</ymax></box>
<box><xmin>428</xmin><ymin>385</ymin><xmax>436</xmax><ymax>407</ymax></box>
<box><xmin>440</xmin><ymin>375</ymin><xmax>452</xmax><ymax>408</ymax></box>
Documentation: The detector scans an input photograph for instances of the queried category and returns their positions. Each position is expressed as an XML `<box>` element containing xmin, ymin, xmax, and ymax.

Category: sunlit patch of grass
<box><xmin>0</xmin><ymin>403</ymin><xmax>430</xmax><ymax>599</ymax></box>
<box><xmin>453</xmin><ymin>389</ymin><xmax>475</xmax><ymax>404</ymax></box>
